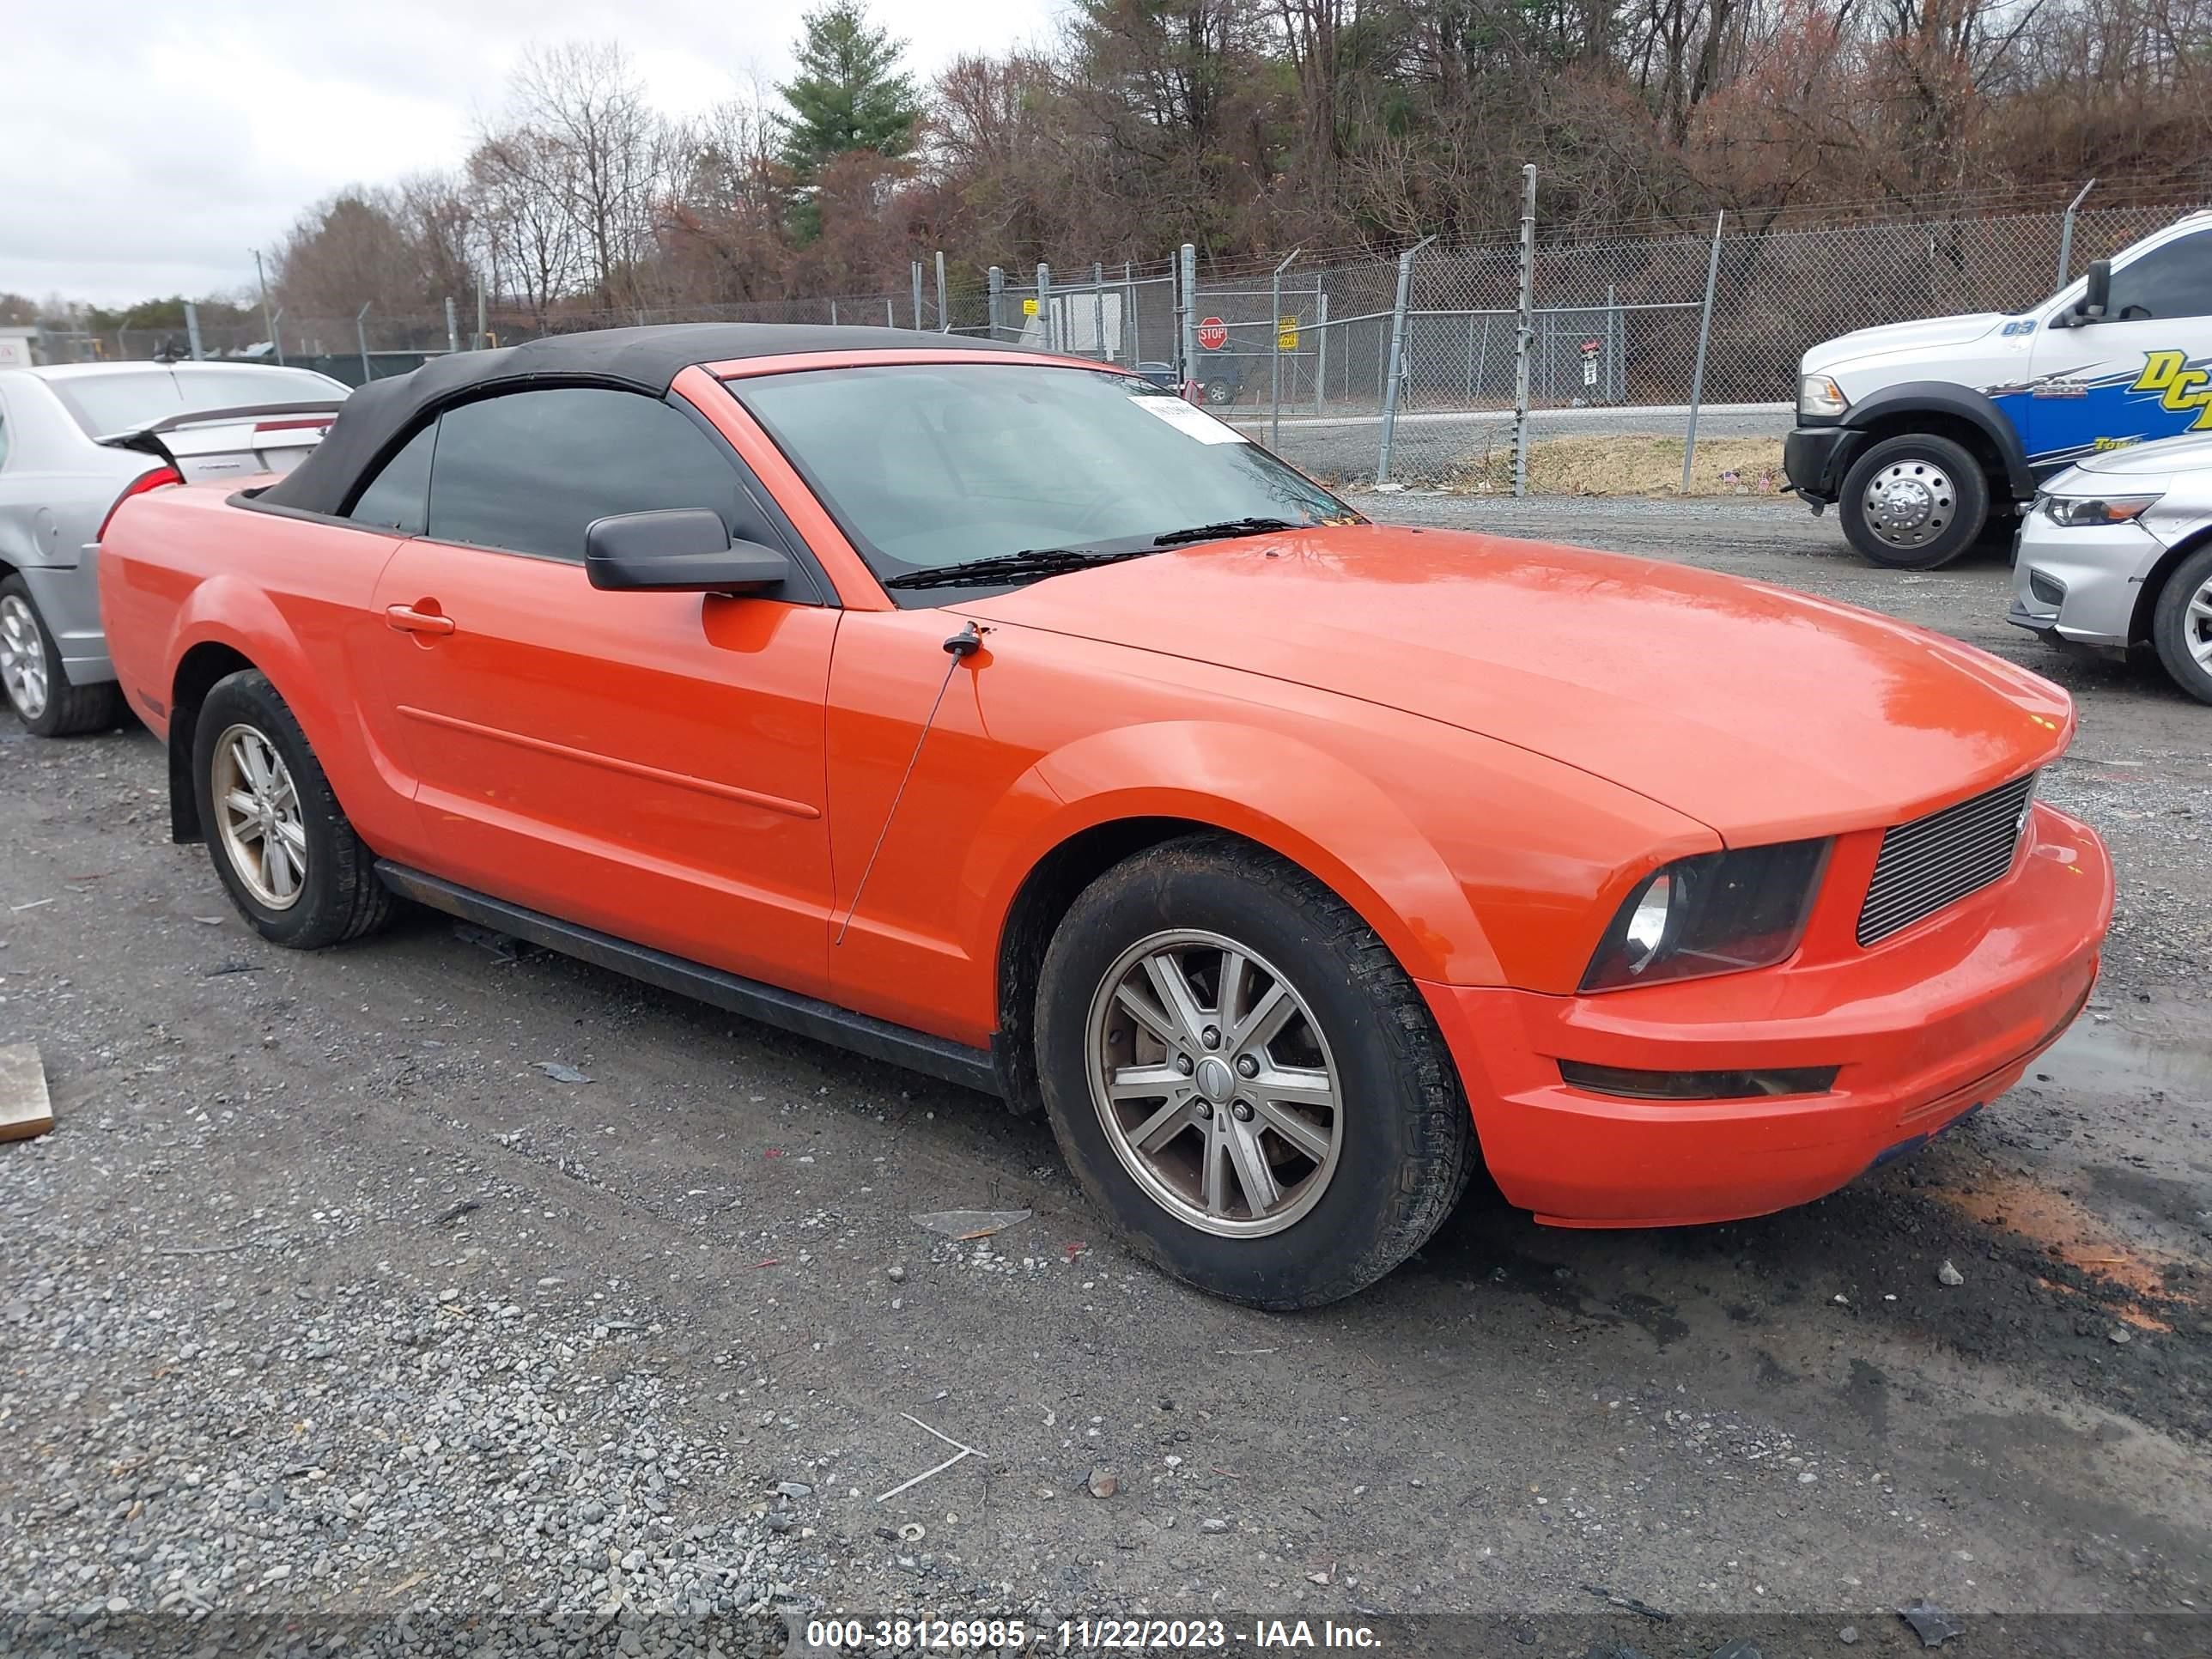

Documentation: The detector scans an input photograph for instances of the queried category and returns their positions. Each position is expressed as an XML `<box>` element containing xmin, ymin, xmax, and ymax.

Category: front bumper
<box><xmin>2007</xmin><ymin>515</ymin><xmax>2164</xmax><ymax>651</ymax></box>
<box><xmin>1783</xmin><ymin>423</ymin><xmax>1856</xmax><ymax>504</ymax></box>
<box><xmin>1420</xmin><ymin>802</ymin><xmax>2112</xmax><ymax>1228</ymax></box>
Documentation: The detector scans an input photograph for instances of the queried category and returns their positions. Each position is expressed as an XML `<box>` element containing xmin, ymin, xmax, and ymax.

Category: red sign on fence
<box><xmin>1196</xmin><ymin>317</ymin><xmax>1229</xmax><ymax>350</ymax></box>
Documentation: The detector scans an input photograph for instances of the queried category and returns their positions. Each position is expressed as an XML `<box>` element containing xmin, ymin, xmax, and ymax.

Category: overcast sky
<box><xmin>0</xmin><ymin>0</ymin><xmax>1063</xmax><ymax>307</ymax></box>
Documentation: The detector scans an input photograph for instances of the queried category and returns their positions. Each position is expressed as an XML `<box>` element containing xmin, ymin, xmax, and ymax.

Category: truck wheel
<box><xmin>1838</xmin><ymin>434</ymin><xmax>1990</xmax><ymax>569</ymax></box>
<box><xmin>0</xmin><ymin>576</ymin><xmax>126</xmax><ymax>738</ymax></box>
<box><xmin>1203</xmin><ymin>380</ymin><xmax>1235</xmax><ymax>406</ymax></box>
<box><xmin>192</xmin><ymin>669</ymin><xmax>394</xmax><ymax>948</ymax></box>
<box><xmin>1033</xmin><ymin>834</ymin><xmax>1475</xmax><ymax>1309</ymax></box>
<box><xmin>2150</xmin><ymin>544</ymin><xmax>2212</xmax><ymax>707</ymax></box>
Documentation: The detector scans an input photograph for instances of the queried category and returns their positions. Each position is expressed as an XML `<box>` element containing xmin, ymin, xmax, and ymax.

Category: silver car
<box><xmin>0</xmin><ymin>361</ymin><xmax>348</xmax><ymax>735</ymax></box>
<box><xmin>2008</xmin><ymin>430</ymin><xmax>2212</xmax><ymax>706</ymax></box>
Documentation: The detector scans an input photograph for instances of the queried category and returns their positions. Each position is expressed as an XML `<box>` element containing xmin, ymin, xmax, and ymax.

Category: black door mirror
<box><xmin>585</xmin><ymin>509</ymin><xmax>792</xmax><ymax>594</ymax></box>
<box><xmin>2075</xmin><ymin>258</ymin><xmax>2112</xmax><ymax>323</ymax></box>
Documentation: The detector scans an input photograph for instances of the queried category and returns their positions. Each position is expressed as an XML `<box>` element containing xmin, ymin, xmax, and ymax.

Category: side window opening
<box><xmin>345</xmin><ymin>422</ymin><xmax>437</xmax><ymax>534</ymax></box>
<box><xmin>422</xmin><ymin>386</ymin><xmax>789</xmax><ymax>565</ymax></box>
<box><xmin>2108</xmin><ymin>229</ymin><xmax>2212</xmax><ymax>323</ymax></box>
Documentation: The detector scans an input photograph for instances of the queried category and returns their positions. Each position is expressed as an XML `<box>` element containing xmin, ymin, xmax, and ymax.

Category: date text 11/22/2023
<box><xmin>801</xmin><ymin>1617</ymin><xmax>1383</xmax><ymax>1650</ymax></box>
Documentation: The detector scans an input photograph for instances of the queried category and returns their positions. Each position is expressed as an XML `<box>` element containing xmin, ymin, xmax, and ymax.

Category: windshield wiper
<box><xmin>1151</xmin><ymin>517</ymin><xmax>1299</xmax><ymax>547</ymax></box>
<box><xmin>881</xmin><ymin>546</ymin><xmax>1164</xmax><ymax>591</ymax></box>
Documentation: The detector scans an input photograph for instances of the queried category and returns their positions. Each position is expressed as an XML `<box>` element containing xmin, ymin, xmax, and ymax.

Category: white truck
<box><xmin>1784</xmin><ymin>209</ymin><xmax>2212</xmax><ymax>568</ymax></box>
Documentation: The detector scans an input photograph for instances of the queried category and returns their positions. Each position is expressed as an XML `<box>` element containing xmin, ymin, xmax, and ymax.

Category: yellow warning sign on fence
<box><xmin>1278</xmin><ymin>314</ymin><xmax>1300</xmax><ymax>350</ymax></box>
<box><xmin>1023</xmin><ymin>297</ymin><xmax>1039</xmax><ymax>317</ymax></box>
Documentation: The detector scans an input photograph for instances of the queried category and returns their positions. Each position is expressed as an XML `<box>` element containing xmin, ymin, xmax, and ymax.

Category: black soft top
<box><xmin>256</xmin><ymin>322</ymin><xmax>1031</xmax><ymax>519</ymax></box>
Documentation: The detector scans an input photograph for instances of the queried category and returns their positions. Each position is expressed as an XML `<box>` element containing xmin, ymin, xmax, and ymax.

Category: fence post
<box><xmin>1606</xmin><ymin>284</ymin><xmax>1620</xmax><ymax>404</ymax></box>
<box><xmin>1125</xmin><ymin>261</ymin><xmax>1139</xmax><ymax>367</ymax></box>
<box><xmin>988</xmin><ymin>266</ymin><xmax>1004</xmax><ymax>340</ymax></box>
<box><xmin>935</xmin><ymin>252</ymin><xmax>950</xmax><ymax>331</ymax></box>
<box><xmin>444</xmin><ymin>298</ymin><xmax>459</xmax><ymax>355</ymax></box>
<box><xmin>477</xmin><ymin>283</ymin><xmax>488</xmax><ymax>349</ymax></box>
<box><xmin>1513</xmin><ymin>163</ymin><xmax>1536</xmax><ymax>498</ymax></box>
<box><xmin>1376</xmin><ymin>235</ymin><xmax>1433</xmax><ymax>486</ymax></box>
<box><xmin>1091</xmin><ymin>263</ymin><xmax>1106</xmax><ymax>362</ymax></box>
<box><xmin>356</xmin><ymin>302</ymin><xmax>372</xmax><ymax>383</ymax></box>
<box><xmin>1682</xmin><ymin>210</ymin><xmax>1725</xmax><ymax>494</ymax></box>
<box><xmin>910</xmin><ymin>262</ymin><xmax>925</xmax><ymax>330</ymax></box>
<box><xmin>1269</xmin><ymin>247</ymin><xmax>1301</xmax><ymax>451</ymax></box>
<box><xmin>1314</xmin><ymin>292</ymin><xmax>1329</xmax><ymax>416</ymax></box>
<box><xmin>884</xmin><ymin>298</ymin><xmax>894</xmax><ymax>327</ymax></box>
<box><xmin>2057</xmin><ymin>178</ymin><xmax>2098</xmax><ymax>288</ymax></box>
<box><xmin>1179</xmin><ymin>243</ymin><xmax>1198</xmax><ymax>399</ymax></box>
<box><xmin>1036</xmin><ymin>263</ymin><xmax>1054</xmax><ymax>352</ymax></box>
<box><xmin>184</xmin><ymin>301</ymin><xmax>204</xmax><ymax>362</ymax></box>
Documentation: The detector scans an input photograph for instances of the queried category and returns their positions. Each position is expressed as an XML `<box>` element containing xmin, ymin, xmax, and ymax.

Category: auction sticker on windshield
<box><xmin>1131</xmin><ymin>392</ymin><xmax>1248</xmax><ymax>443</ymax></box>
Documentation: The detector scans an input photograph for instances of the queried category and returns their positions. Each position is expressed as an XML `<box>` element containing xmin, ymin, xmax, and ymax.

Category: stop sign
<box><xmin>1197</xmin><ymin>317</ymin><xmax>1229</xmax><ymax>350</ymax></box>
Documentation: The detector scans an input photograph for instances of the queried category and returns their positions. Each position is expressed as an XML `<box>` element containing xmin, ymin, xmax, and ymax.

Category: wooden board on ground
<box><xmin>0</xmin><ymin>1042</ymin><xmax>54</xmax><ymax>1141</ymax></box>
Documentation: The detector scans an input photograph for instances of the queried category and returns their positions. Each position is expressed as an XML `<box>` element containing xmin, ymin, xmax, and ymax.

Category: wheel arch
<box><xmin>975</xmin><ymin>722</ymin><xmax>1503</xmax><ymax>1111</ymax></box>
<box><xmin>2130</xmin><ymin>523</ymin><xmax>2212</xmax><ymax>645</ymax></box>
<box><xmin>1840</xmin><ymin>381</ymin><xmax>2037</xmax><ymax>502</ymax></box>
<box><xmin>166</xmin><ymin>639</ymin><xmax>259</xmax><ymax>842</ymax></box>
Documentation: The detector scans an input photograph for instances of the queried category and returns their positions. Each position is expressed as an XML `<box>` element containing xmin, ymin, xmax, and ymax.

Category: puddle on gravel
<box><xmin>1932</xmin><ymin>1020</ymin><xmax>2208</xmax><ymax>1322</ymax></box>
<box><xmin>2033</xmin><ymin>1018</ymin><xmax>2212</xmax><ymax>1101</ymax></box>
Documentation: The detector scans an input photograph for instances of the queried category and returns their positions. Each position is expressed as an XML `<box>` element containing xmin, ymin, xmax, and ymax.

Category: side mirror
<box><xmin>585</xmin><ymin>509</ymin><xmax>791</xmax><ymax>594</ymax></box>
<box><xmin>2075</xmin><ymin>258</ymin><xmax>2112</xmax><ymax>323</ymax></box>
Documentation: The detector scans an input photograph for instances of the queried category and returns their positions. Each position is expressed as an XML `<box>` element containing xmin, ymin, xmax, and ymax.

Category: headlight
<box><xmin>2038</xmin><ymin>493</ymin><xmax>2160</xmax><ymax>527</ymax></box>
<box><xmin>1797</xmin><ymin>374</ymin><xmax>1847</xmax><ymax>418</ymax></box>
<box><xmin>1582</xmin><ymin>840</ymin><xmax>1831</xmax><ymax>993</ymax></box>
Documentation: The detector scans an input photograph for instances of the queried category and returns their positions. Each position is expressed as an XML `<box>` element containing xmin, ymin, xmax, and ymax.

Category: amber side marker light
<box><xmin>1557</xmin><ymin>1060</ymin><xmax>1841</xmax><ymax>1102</ymax></box>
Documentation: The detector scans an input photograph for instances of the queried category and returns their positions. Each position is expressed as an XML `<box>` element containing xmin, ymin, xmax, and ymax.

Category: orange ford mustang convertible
<box><xmin>98</xmin><ymin>325</ymin><xmax>2113</xmax><ymax>1308</ymax></box>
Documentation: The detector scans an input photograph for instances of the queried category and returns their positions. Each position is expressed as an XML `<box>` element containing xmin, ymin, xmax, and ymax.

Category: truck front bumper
<box><xmin>1782</xmin><ymin>424</ymin><xmax>1859</xmax><ymax>504</ymax></box>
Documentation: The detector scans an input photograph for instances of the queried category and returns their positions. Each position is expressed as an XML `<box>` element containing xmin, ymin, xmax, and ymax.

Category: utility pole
<box><xmin>253</xmin><ymin>249</ymin><xmax>283</xmax><ymax>365</ymax></box>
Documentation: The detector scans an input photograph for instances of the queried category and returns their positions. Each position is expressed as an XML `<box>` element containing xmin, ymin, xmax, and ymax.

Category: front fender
<box><xmin>1842</xmin><ymin>380</ymin><xmax>2038</xmax><ymax>498</ymax></box>
<box><xmin>960</xmin><ymin>720</ymin><xmax>1502</xmax><ymax>991</ymax></box>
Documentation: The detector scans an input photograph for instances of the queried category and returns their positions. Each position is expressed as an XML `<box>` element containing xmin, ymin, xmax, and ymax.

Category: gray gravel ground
<box><xmin>2</xmin><ymin>495</ymin><xmax>2207</xmax><ymax>1655</ymax></box>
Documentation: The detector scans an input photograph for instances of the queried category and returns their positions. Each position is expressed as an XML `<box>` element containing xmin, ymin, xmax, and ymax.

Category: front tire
<box><xmin>1034</xmin><ymin>835</ymin><xmax>1475</xmax><ymax>1309</ymax></box>
<box><xmin>192</xmin><ymin>670</ymin><xmax>394</xmax><ymax>948</ymax></box>
<box><xmin>0</xmin><ymin>576</ymin><xmax>125</xmax><ymax>738</ymax></box>
<box><xmin>1838</xmin><ymin>434</ymin><xmax>1990</xmax><ymax>569</ymax></box>
<box><xmin>2151</xmin><ymin>544</ymin><xmax>2212</xmax><ymax>707</ymax></box>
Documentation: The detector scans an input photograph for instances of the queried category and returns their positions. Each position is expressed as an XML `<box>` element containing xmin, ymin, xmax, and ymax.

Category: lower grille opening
<box><xmin>1558</xmin><ymin>1060</ymin><xmax>1841</xmax><ymax>1101</ymax></box>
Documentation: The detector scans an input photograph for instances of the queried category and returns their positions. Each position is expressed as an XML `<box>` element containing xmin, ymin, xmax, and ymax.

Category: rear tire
<box><xmin>1034</xmin><ymin>834</ymin><xmax>1475</xmax><ymax>1309</ymax></box>
<box><xmin>2150</xmin><ymin>544</ymin><xmax>2212</xmax><ymax>707</ymax></box>
<box><xmin>192</xmin><ymin>669</ymin><xmax>394</xmax><ymax>948</ymax></box>
<box><xmin>0</xmin><ymin>576</ymin><xmax>125</xmax><ymax>738</ymax></box>
<box><xmin>1838</xmin><ymin>434</ymin><xmax>1990</xmax><ymax>569</ymax></box>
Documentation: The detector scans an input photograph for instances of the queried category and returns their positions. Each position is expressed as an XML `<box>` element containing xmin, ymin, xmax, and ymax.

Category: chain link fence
<box><xmin>34</xmin><ymin>184</ymin><xmax>2202</xmax><ymax>495</ymax></box>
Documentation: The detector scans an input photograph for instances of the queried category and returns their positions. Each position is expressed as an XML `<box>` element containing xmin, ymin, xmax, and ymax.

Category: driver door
<box><xmin>2025</xmin><ymin>226</ymin><xmax>2212</xmax><ymax>465</ymax></box>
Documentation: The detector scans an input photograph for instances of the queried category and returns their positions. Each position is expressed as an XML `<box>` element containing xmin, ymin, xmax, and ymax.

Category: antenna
<box><xmin>834</xmin><ymin>623</ymin><xmax>987</xmax><ymax>947</ymax></box>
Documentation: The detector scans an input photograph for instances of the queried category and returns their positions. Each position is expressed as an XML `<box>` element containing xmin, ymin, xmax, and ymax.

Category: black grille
<box><xmin>1857</xmin><ymin>773</ymin><xmax>2038</xmax><ymax>946</ymax></box>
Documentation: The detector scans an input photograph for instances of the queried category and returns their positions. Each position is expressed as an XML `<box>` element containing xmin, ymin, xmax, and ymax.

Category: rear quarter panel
<box><xmin>100</xmin><ymin>484</ymin><xmax>420</xmax><ymax>854</ymax></box>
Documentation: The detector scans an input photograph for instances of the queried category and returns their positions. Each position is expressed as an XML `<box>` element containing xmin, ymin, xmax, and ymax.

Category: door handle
<box><xmin>386</xmin><ymin>604</ymin><xmax>454</xmax><ymax>636</ymax></box>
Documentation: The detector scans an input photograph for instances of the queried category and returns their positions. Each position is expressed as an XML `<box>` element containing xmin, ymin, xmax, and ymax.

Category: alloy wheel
<box><xmin>210</xmin><ymin>723</ymin><xmax>308</xmax><ymax>910</ymax></box>
<box><xmin>0</xmin><ymin>593</ymin><xmax>48</xmax><ymax>720</ymax></box>
<box><xmin>2185</xmin><ymin>573</ymin><xmax>2212</xmax><ymax>670</ymax></box>
<box><xmin>1863</xmin><ymin>459</ymin><xmax>1956</xmax><ymax>550</ymax></box>
<box><xmin>1084</xmin><ymin>929</ymin><xmax>1343</xmax><ymax>1237</ymax></box>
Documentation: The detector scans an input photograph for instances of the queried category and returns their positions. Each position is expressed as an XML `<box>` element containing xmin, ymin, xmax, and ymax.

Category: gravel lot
<box><xmin>3</xmin><ymin>496</ymin><xmax>2207</xmax><ymax>1655</ymax></box>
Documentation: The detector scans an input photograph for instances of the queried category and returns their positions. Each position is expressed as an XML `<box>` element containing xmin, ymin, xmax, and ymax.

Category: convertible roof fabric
<box><xmin>256</xmin><ymin>323</ymin><xmax>1030</xmax><ymax>518</ymax></box>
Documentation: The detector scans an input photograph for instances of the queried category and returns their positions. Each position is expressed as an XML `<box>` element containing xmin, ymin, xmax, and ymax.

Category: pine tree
<box><xmin>778</xmin><ymin>2</ymin><xmax>921</xmax><ymax>177</ymax></box>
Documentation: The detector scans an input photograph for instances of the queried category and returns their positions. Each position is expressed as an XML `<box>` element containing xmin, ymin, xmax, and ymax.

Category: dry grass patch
<box><xmin>1446</xmin><ymin>434</ymin><xmax>1787</xmax><ymax>496</ymax></box>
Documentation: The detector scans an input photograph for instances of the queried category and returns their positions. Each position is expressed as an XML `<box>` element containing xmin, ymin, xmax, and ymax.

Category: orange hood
<box><xmin>960</xmin><ymin>524</ymin><xmax>2074</xmax><ymax>845</ymax></box>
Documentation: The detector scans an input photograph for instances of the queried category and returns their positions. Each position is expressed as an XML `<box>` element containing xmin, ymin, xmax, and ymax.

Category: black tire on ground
<box><xmin>1838</xmin><ymin>433</ymin><xmax>1991</xmax><ymax>570</ymax></box>
<box><xmin>1033</xmin><ymin>833</ymin><xmax>1477</xmax><ymax>1310</ymax></box>
<box><xmin>191</xmin><ymin>668</ymin><xmax>394</xmax><ymax>949</ymax></box>
<box><xmin>1203</xmin><ymin>379</ymin><xmax>1235</xmax><ymax>406</ymax></box>
<box><xmin>0</xmin><ymin>574</ymin><xmax>127</xmax><ymax>738</ymax></box>
<box><xmin>2150</xmin><ymin>543</ymin><xmax>2212</xmax><ymax>707</ymax></box>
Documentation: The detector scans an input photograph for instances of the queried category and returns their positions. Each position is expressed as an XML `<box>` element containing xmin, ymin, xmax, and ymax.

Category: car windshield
<box><xmin>730</xmin><ymin>363</ymin><xmax>1351</xmax><ymax>594</ymax></box>
<box><xmin>46</xmin><ymin>367</ymin><xmax>343</xmax><ymax>437</ymax></box>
